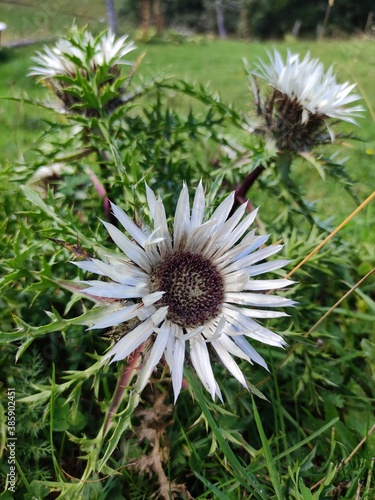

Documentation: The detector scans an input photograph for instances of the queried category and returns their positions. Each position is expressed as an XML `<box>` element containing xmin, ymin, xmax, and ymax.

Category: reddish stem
<box><xmin>87</xmin><ymin>167</ymin><xmax>117</xmax><ymax>225</ymax></box>
<box><xmin>232</xmin><ymin>165</ymin><xmax>265</xmax><ymax>214</ymax></box>
<box><xmin>104</xmin><ymin>344</ymin><xmax>144</xmax><ymax>434</ymax></box>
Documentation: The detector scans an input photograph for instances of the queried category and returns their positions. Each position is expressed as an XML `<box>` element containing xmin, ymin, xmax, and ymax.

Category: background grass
<box><xmin>0</xmin><ymin>0</ymin><xmax>106</xmax><ymax>44</ymax></box>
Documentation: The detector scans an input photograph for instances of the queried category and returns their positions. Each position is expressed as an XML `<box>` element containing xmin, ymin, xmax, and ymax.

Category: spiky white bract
<box><xmin>93</xmin><ymin>31</ymin><xmax>136</xmax><ymax>67</ymax></box>
<box><xmin>252</xmin><ymin>50</ymin><xmax>363</xmax><ymax>125</ymax></box>
<box><xmin>29</xmin><ymin>29</ymin><xmax>136</xmax><ymax>79</ymax></box>
<box><xmin>73</xmin><ymin>183</ymin><xmax>295</xmax><ymax>401</ymax></box>
<box><xmin>29</xmin><ymin>39</ymin><xmax>82</xmax><ymax>79</ymax></box>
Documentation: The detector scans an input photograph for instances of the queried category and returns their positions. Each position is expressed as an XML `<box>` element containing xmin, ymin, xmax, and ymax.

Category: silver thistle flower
<box><xmin>249</xmin><ymin>50</ymin><xmax>363</xmax><ymax>152</ymax></box>
<box><xmin>73</xmin><ymin>183</ymin><xmax>295</xmax><ymax>401</ymax></box>
<box><xmin>29</xmin><ymin>28</ymin><xmax>136</xmax><ymax>114</ymax></box>
<box><xmin>92</xmin><ymin>31</ymin><xmax>136</xmax><ymax>68</ymax></box>
<box><xmin>29</xmin><ymin>29</ymin><xmax>136</xmax><ymax>79</ymax></box>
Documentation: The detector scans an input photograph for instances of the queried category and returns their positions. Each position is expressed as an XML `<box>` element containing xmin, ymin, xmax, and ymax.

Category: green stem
<box><xmin>275</xmin><ymin>151</ymin><xmax>292</xmax><ymax>184</ymax></box>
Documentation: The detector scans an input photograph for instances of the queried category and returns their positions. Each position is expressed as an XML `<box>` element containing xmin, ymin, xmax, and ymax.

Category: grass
<box><xmin>0</xmin><ymin>0</ymin><xmax>106</xmax><ymax>44</ymax></box>
<box><xmin>0</xmin><ymin>7</ymin><xmax>374</xmax><ymax>499</ymax></box>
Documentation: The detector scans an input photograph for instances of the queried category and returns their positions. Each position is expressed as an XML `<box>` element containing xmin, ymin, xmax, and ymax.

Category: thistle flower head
<box><xmin>72</xmin><ymin>183</ymin><xmax>295</xmax><ymax>401</ymax></box>
<box><xmin>29</xmin><ymin>28</ymin><xmax>136</xmax><ymax>79</ymax></box>
<box><xmin>29</xmin><ymin>27</ymin><xmax>136</xmax><ymax>114</ymax></box>
<box><xmin>249</xmin><ymin>50</ymin><xmax>363</xmax><ymax>152</ymax></box>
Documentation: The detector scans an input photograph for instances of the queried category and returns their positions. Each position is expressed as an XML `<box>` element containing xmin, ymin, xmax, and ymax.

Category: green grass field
<box><xmin>0</xmin><ymin>0</ymin><xmax>106</xmax><ymax>44</ymax></box>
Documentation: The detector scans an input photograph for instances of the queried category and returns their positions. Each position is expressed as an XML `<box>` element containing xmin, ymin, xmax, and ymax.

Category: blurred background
<box><xmin>0</xmin><ymin>0</ymin><xmax>374</xmax><ymax>46</ymax></box>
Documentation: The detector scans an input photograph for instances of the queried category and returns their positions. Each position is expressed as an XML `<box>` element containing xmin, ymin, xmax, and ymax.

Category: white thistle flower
<box><xmin>248</xmin><ymin>50</ymin><xmax>363</xmax><ymax>152</ymax></box>
<box><xmin>73</xmin><ymin>183</ymin><xmax>295</xmax><ymax>401</ymax></box>
<box><xmin>29</xmin><ymin>29</ymin><xmax>136</xmax><ymax>79</ymax></box>
<box><xmin>29</xmin><ymin>40</ymin><xmax>83</xmax><ymax>79</ymax></box>
<box><xmin>93</xmin><ymin>32</ymin><xmax>136</xmax><ymax>68</ymax></box>
<box><xmin>252</xmin><ymin>50</ymin><xmax>363</xmax><ymax>124</ymax></box>
<box><xmin>29</xmin><ymin>28</ymin><xmax>137</xmax><ymax>115</ymax></box>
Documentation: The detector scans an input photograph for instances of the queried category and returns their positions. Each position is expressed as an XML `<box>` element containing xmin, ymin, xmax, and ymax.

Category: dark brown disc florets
<box><xmin>260</xmin><ymin>89</ymin><xmax>327</xmax><ymax>152</ymax></box>
<box><xmin>149</xmin><ymin>251</ymin><xmax>225</xmax><ymax>329</ymax></box>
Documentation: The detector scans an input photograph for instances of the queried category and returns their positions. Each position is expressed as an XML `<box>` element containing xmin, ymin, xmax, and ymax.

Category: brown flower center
<box><xmin>149</xmin><ymin>251</ymin><xmax>224</xmax><ymax>328</ymax></box>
